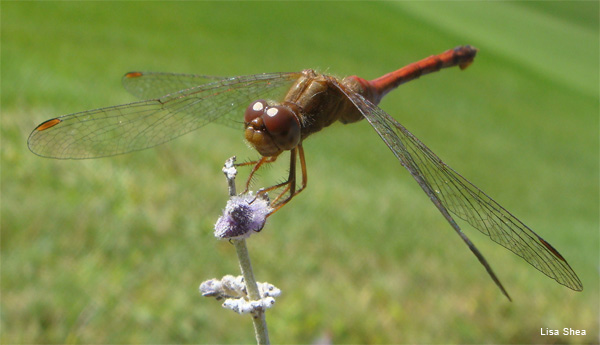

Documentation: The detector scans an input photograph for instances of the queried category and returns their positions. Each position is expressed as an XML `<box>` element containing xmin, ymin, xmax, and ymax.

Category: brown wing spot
<box><xmin>35</xmin><ymin>118</ymin><xmax>62</xmax><ymax>131</ymax></box>
<box><xmin>124</xmin><ymin>71</ymin><xmax>143</xmax><ymax>78</ymax></box>
<box><xmin>540</xmin><ymin>237</ymin><xmax>566</xmax><ymax>262</ymax></box>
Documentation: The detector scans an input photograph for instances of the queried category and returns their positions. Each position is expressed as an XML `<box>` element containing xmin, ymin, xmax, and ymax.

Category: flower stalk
<box><xmin>200</xmin><ymin>156</ymin><xmax>275</xmax><ymax>345</ymax></box>
<box><xmin>231</xmin><ymin>239</ymin><xmax>270</xmax><ymax>344</ymax></box>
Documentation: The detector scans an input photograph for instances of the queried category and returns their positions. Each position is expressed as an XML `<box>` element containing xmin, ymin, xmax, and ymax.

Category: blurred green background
<box><xmin>2</xmin><ymin>1</ymin><xmax>598</xmax><ymax>344</ymax></box>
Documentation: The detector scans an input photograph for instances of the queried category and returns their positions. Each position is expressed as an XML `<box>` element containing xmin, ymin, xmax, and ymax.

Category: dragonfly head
<box><xmin>244</xmin><ymin>99</ymin><xmax>301</xmax><ymax>157</ymax></box>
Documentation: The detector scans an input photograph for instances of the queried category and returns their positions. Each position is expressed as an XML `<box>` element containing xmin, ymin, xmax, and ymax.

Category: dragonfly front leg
<box><xmin>236</xmin><ymin>156</ymin><xmax>279</xmax><ymax>194</ymax></box>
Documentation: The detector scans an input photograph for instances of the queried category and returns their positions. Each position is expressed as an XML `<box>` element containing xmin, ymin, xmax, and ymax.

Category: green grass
<box><xmin>2</xmin><ymin>1</ymin><xmax>598</xmax><ymax>343</ymax></box>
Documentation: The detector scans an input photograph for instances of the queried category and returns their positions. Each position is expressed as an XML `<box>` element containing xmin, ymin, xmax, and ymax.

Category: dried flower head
<box><xmin>200</xmin><ymin>275</ymin><xmax>281</xmax><ymax>314</ymax></box>
<box><xmin>214</xmin><ymin>193</ymin><xmax>271</xmax><ymax>239</ymax></box>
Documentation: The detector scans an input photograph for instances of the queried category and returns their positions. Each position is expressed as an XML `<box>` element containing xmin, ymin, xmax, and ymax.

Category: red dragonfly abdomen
<box><xmin>370</xmin><ymin>45</ymin><xmax>477</xmax><ymax>102</ymax></box>
<box><xmin>342</xmin><ymin>45</ymin><xmax>478</xmax><ymax>114</ymax></box>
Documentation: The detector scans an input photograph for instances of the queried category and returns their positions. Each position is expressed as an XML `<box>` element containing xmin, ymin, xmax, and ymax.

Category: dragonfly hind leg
<box><xmin>236</xmin><ymin>144</ymin><xmax>307</xmax><ymax>215</ymax></box>
<box><xmin>255</xmin><ymin>144</ymin><xmax>307</xmax><ymax>216</ymax></box>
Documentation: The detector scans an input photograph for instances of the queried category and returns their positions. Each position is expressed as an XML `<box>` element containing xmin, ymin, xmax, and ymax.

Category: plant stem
<box><xmin>223</xmin><ymin>157</ymin><xmax>270</xmax><ymax>344</ymax></box>
<box><xmin>232</xmin><ymin>239</ymin><xmax>270</xmax><ymax>345</ymax></box>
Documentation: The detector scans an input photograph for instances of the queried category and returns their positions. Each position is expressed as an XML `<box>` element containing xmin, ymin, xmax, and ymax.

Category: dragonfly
<box><xmin>28</xmin><ymin>45</ymin><xmax>582</xmax><ymax>300</ymax></box>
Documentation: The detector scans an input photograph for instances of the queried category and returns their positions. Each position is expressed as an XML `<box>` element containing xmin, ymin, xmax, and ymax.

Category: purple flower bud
<box><xmin>214</xmin><ymin>194</ymin><xmax>271</xmax><ymax>239</ymax></box>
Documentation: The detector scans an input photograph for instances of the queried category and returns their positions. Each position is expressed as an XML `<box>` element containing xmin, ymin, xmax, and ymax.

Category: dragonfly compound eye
<box><xmin>263</xmin><ymin>105</ymin><xmax>301</xmax><ymax>151</ymax></box>
<box><xmin>244</xmin><ymin>100</ymin><xmax>268</xmax><ymax>123</ymax></box>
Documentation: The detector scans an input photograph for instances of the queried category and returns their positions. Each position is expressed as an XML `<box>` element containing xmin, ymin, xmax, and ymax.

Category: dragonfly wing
<box><xmin>28</xmin><ymin>72</ymin><xmax>301</xmax><ymax>159</ymax></box>
<box><xmin>122</xmin><ymin>72</ymin><xmax>227</xmax><ymax>100</ymax></box>
<box><xmin>334</xmin><ymin>82</ymin><xmax>583</xmax><ymax>293</ymax></box>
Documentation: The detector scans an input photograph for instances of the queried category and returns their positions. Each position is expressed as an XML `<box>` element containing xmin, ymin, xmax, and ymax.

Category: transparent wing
<box><xmin>28</xmin><ymin>72</ymin><xmax>301</xmax><ymax>159</ymax></box>
<box><xmin>334</xmin><ymin>81</ymin><xmax>583</xmax><ymax>293</ymax></box>
<box><xmin>122</xmin><ymin>71</ymin><xmax>227</xmax><ymax>100</ymax></box>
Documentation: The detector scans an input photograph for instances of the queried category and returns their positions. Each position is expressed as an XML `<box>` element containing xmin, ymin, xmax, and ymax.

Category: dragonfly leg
<box><xmin>266</xmin><ymin>143</ymin><xmax>308</xmax><ymax>216</ymax></box>
<box><xmin>236</xmin><ymin>145</ymin><xmax>307</xmax><ymax>215</ymax></box>
<box><xmin>237</xmin><ymin>156</ymin><xmax>279</xmax><ymax>194</ymax></box>
<box><xmin>270</xmin><ymin>147</ymin><xmax>297</xmax><ymax>205</ymax></box>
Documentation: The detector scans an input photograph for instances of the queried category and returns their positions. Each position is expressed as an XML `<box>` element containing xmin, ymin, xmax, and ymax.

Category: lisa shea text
<box><xmin>540</xmin><ymin>328</ymin><xmax>586</xmax><ymax>336</ymax></box>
